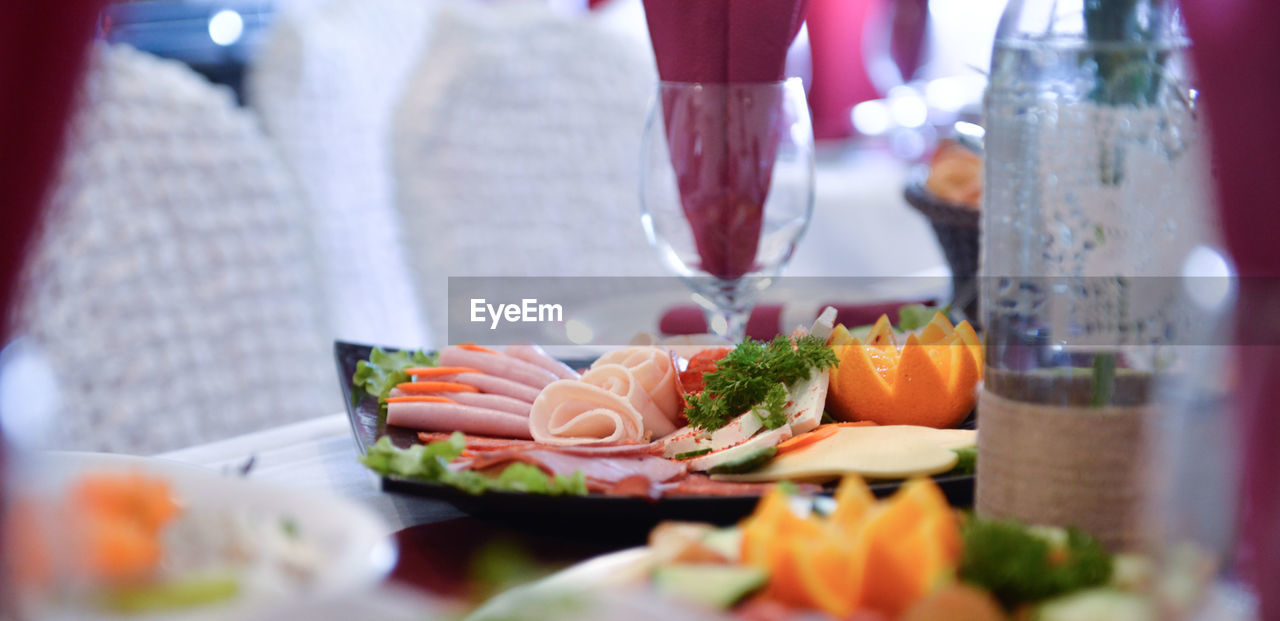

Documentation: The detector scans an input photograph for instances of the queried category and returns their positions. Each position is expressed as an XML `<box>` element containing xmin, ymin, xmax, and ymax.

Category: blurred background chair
<box><xmin>391</xmin><ymin>1</ymin><xmax>664</xmax><ymax>347</ymax></box>
<box><xmin>6</xmin><ymin>44</ymin><xmax>335</xmax><ymax>454</ymax></box>
<box><xmin>246</xmin><ymin>0</ymin><xmax>438</xmax><ymax>347</ymax></box>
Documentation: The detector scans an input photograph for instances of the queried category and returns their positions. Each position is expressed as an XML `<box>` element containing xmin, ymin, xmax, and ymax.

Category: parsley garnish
<box><xmin>684</xmin><ymin>335</ymin><xmax>837</xmax><ymax>431</ymax></box>
<box><xmin>752</xmin><ymin>383</ymin><xmax>790</xmax><ymax>430</ymax></box>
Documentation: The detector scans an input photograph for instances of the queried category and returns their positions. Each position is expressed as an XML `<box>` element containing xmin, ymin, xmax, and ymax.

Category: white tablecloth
<box><xmin>158</xmin><ymin>413</ymin><xmax>463</xmax><ymax>534</ymax></box>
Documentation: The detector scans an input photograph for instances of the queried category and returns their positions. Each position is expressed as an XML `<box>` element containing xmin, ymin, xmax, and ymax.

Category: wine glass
<box><xmin>639</xmin><ymin>78</ymin><xmax>815</xmax><ymax>341</ymax></box>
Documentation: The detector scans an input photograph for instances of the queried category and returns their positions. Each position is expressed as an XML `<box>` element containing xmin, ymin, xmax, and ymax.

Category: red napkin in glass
<box><xmin>659</xmin><ymin>300</ymin><xmax>932</xmax><ymax>340</ymax></box>
<box><xmin>642</xmin><ymin>0</ymin><xmax>810</xmax><ymax>280</ymax></box>
<box><xmin>659</xmin><ymin>304</ymin><xmax>784</xmax><ymax>341</ymax></box>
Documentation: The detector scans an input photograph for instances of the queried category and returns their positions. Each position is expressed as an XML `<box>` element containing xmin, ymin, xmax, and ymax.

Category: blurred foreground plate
<box><xmin>464</xmin><ymin>547</ymin><xmax>731</xmax><ymax>621</ymax></box>
<box><xmin>17</xmin><ymin>451</ymin><xmax>397</xmax><ymax>621</ymax></box>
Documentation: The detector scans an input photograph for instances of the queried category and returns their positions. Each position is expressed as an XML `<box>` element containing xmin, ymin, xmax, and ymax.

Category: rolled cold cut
<box><xmin>505</xmin><ymin>344</ymin><xmax>580</xmax><ymax>380</ymax></box>
<box><xmin>438</xmin><ymin>346</ymin><xmax>557</xmax><ymax>390</ymax></box>
<box><xmin>432</xmin><ymin>372</ymin><xmax>542</xmax><ymax>403</ymax></box>
<box><xmin>386</xmin><ymin>401</ymin><xmax>533</xmax><ymax>439</ymax></box>
<box><xmin>528</xmin><ymin>379</ymin><xmax>645</xmax><ymax>445</ymax></box>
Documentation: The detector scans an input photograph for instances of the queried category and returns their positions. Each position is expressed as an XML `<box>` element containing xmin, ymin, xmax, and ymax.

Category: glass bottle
<box><xmin>978</xmin><ymin>0</ymin><xmax>1217</xmax><ymax>543</ymax></box>
<box><xmin>979</xmin><ymin>0</ymin><xmax>1245</xmax><ymax>616</ymax></box>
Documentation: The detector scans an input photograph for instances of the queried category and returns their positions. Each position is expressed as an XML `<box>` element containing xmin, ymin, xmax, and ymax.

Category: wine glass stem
<box><xmin>704</xmin><ymin>303</ymin><xmax>750</xmax><ymax>342</ymax></box>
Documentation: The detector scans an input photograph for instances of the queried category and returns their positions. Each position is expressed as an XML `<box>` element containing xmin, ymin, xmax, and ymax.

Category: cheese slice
<box><xmin>711</xmin><ymin>425</ymin><xmax>976</xmax><ymax>483</ymax></box>
<box><xmin>660</xmin><ymin>425</ymin><xmax>711</xmax><ymax>458</ymax></box>
<box><xmin>785</xmin><ymin>368</ymin><xmax>830</xmax><ymax>436</ymax></box>
<box><xmin>710</xmin><ymin>409</ymin><xmax>765</xmax><ymax>451</ymax></box>
<box><xmin>809</xmin><ymin>306</ymin><xmax>838</xmax><ymax>342</ymax></box>
<box><xmin>930</xmin><ymin>428</ymin><xmax>980</xmax><ymax>450</ymax></box>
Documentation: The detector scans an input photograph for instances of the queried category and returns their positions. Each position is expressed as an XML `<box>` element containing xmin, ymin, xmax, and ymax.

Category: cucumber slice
<box><xmin>686</xmin><ymin>425</ymin><xmax>791</xmax><ymax>472</ymax></box>
<box><xmin>674</xmin><ymin>448</ymin><xmax>712</xmax><ymax>460</ymax></box>
<box><xmin>97</xmin><ymin>575</ymin><xmax>240</xmax><ymax>614</ymax></box>
<box><xmin>1033</xmin><ymin>588</ymin><xmax>1154</xmax><ymax>621</ymax></box>
<box><xmin>707</xmin><ymin>446</ymin><xmax>777</xmax><ymax>475</ymax></box>
<box><xmin>653</xmin><ymin>564</ymin><xmax>767</xmax><ymax>610</ymax></box>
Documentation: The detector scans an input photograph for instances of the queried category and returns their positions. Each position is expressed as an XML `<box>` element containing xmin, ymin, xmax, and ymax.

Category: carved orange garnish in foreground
<box><xmin>740</xmin><ymin>477</ymin><xmax>960</xmax><ymax>618</ymax></box>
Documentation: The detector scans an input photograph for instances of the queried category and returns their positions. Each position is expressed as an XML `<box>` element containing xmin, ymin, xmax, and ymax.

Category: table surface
<box><xmin>158</xmin><ymin>412</ymin><xmax>463</xmax><ymax>535</ymax></box>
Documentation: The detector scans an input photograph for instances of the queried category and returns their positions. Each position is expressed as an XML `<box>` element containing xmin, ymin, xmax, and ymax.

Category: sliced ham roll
<box><xmin>438</xmin><ymin>391</ymin><xmax>532</xmax><ymax>417</ymax></box>
<box><xmin>388</xmin><ymin>388</ymin><xmax>530</xmax><ymax>416</ymax></box>
<box><xmin>528</xmin><ymin>379</ymin><xmax>645</xmax><ymax>445</ymax></box>
<box><xmin>592</xmin><ymin>346</ymin><xmax>683</xmax><ymax>425</ymax></box>
<box><xmin>505</xmin><ymin>344</ymin><xmax>580</xmax><ymax>380</ymax></box>
<box><xmin>580</xmin><ymin>364</ymin><xmax>677</xmax><ymax>438</ymax></box>
<box><xmin>437</xmin><ymin>372</ymin><xmax>541</xmax><ymax>403</ymax></box>
<box><xmin>386</xmin><ymin>401</ymin><xmax>533</xmax><ymax>439</ymax></box>
<box><xmin>438</xmin><ymin>346</ymin><xmax>557</xmax><ymax>390</ymax></box>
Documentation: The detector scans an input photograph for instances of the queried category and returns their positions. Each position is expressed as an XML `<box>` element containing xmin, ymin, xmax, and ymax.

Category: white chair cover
<box><xmin>391</xmin><ymin>1</ymin><xmax>664</xmax><ymax>347</ymax></box>
<box><xmin>8</xmin><ymin>44</ymin><xmax>334</xmax><ymax>454</ymax></box>
<box><xmin>247</xmin><ymin>0</ymin><xmax>438</xmax><ymax>348</ymax></box>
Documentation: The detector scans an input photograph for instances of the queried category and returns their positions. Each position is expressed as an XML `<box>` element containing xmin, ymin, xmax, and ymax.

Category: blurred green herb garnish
<box><xmin>463</xmin><ymin>541</ymin><xmax>586</xmax><ymax>621</ymax></box>
<box><xmin>950</xmin><ymin>447</ymin><xmax>978</xmax><ymax>476</ymax></box>
<box><xmin>959</xmin><ymin>519</ymin><xmax>1112</xmax><ymax>608</ymax></box>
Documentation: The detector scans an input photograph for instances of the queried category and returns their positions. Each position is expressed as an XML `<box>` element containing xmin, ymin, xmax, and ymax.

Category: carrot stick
<box><xmin>395</xmin><ymin>381</ymin><xmax>480</xmax><ymax>394</ymax></box>
<box><xmin>386</xmin><ymin>396</ymin><xmax>458</xmax><ymax>404</ymax></box>
<box><xmin>774</xmin><ymin>422</ymin><xmax>878</xmax><ymax>456</ymax></box>
<box><xmin>775</xmin><ymin>425</ymin><xmax>840</xmax><ymax>456</ymax></box>
<box><xmin>458</xmin><ymin>343</ymin><xmax>499</xmax><ymax>354</ymax></box>
<box><xmin>404</xmin><ymin>366</ymin><xmax>479</xmax><ymax>378</ymax></box>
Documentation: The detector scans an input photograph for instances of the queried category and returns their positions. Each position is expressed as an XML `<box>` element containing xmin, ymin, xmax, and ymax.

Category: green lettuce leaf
<box><xmin>360</xmin><ymin>434</ymin><xmax>588</xmax><ymax>496</ymax></box>
<box><xmin>351</xmin><ymin>347</ymin><xmax>438</xmax><ymax>409</ymax></box>
<box><xmin>494</xmin><ymin>462</ymin><xmax>589</xmax><ymax>495</ymax></box>
<box><xmin>896</xmin><ymin>303</ymin><xmax>949</xmax><ymax>331</ymax></box>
